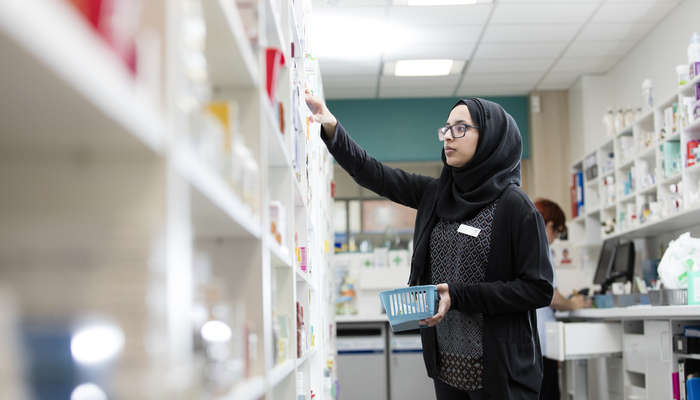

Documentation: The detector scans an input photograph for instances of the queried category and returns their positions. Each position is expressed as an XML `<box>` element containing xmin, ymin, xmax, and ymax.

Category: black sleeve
<box><xmin>321</xmin><ymin>121</ymin><xmax>436</xmax><ymax>210</ymax></box>
<box><xmin>447</xmin><ymin>196</ymin><xmax>554</xmax><ymax>315</ymax></box>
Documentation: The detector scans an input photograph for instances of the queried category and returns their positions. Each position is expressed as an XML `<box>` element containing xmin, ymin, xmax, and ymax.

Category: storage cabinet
<box><xmin>545</xmin><ymin>321</ymin><xmax>623</xmax><ymax>361</ymax></box>
<box><xmin>569</xmin><ymin>75</ymin><xmax>700</xmax><ymax>250</ymax></box>
<box><xmin>0</xmin><ymin>0</ymin><xmax>335</xmax><ymax>399</ymax></box>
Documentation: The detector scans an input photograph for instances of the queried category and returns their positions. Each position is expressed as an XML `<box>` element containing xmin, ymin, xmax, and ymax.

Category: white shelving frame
<box><xmin>0</xmin><ymin>0</ymin><xmax>335</xmax><ymax>399</ymax></box>
<box><xmin>570</xmin><ymin>75</ymin><xmax>700</xmax><ymax>249</ymax></box>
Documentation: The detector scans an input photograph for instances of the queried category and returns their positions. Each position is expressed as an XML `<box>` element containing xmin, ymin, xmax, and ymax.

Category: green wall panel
<box><xmin>326</xmin><ymin>96</ymin><xmax>530</xmax><ymax>162</ymax></box>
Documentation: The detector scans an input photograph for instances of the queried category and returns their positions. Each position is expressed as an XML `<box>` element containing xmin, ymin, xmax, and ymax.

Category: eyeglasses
<box><xmin>438</xmin><ymin>123</ymin><xmax>479</xmax><ymax>141</ymax></box>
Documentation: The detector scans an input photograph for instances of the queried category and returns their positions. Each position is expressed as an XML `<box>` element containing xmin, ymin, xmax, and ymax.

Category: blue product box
<box><xmin>687</xmin><ymin>377</ymin><xmax>700</xmax><ymax>399</ymax></box>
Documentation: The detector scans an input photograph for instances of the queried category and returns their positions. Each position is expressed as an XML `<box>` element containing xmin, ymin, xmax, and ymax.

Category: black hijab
<box><xmin>435</xmin><ymin>98</ymin><xmax>522</xmax><ymax>221</ymax></box>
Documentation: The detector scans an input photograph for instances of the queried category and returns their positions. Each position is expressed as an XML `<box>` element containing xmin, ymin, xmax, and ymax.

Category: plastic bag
<box><xmin>658</xmin><ymin>232</ymin><xmax>700</xmax><ymax>289</ymax></box>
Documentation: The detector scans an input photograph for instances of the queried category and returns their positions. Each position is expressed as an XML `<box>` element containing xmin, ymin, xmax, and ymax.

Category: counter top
<box><xmin>556</xmin><ymin>304</ymin><xmax>700</xmax><ymax>320</ymax></box>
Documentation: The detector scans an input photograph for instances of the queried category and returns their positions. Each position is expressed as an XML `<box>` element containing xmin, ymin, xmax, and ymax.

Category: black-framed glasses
<box><xmin>438</xmin><ymin>123</ymin><xmax>479</xmax><ymax>141</ymax></box>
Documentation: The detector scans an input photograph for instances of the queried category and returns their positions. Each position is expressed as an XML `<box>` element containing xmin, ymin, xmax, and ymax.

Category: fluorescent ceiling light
<box><xmin>393</xmin><ymin>59</ymin><xmax>454</xmax><ymax>76</ymax></box>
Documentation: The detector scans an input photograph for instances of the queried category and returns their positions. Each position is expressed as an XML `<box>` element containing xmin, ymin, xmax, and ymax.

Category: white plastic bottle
<box><xmin>641</xmin><ymin>79</ymin><xmax>653</xmax><ymax>112</ymax></box>
<box><xmin>688</xmin><ymin>32</ymin><xmax>700</xmax><ymax>63</ymax></box>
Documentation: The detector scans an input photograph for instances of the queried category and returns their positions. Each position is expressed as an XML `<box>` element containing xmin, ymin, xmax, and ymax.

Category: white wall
<box><xmin>570</xmin><ymin>0</ymin><xmax>700</xmax><ymax>159</ymax></box>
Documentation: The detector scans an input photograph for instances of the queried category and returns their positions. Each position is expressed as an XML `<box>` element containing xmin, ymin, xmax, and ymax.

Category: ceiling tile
<box><xmin>490</xmin><ymin>3</ymin><xmax>599</xmax><ymax>25</ymax></box>
<box><xmin>482</xmin><ymin>24</ymin><xmax>580</xmax><ymax>43</ymax></box>
<box><xmin>468</xmin><ymin>58</ymin><xmax>555</xmax><ymax>74</ymax></box>
<box><xmin>456</xmin><ymin>84</ymin><xmax>534</xmax><ymax>97</ymax></box>
<box><xmin>388</xmin><ymin>4</ymin><xmax>493</xmax><ymax>26</ymax></box>
<box><xmin>380</xmin><ymin>75</ymin><xmax>462</xmax><ymax>87</ymax></box>
<box><xmin>321</xmin><ymin>75</ymin><xmax>379</xmax><ymax>88</ymax></box>
<box><xmin>474</xmin><ymin>42</ymin><xmax>569</xmax><ymax>59</ymax></box>
<box><xmin>383</xmin><ymin>43</ymin><xmax>476</xmax><ymax>61</ymax></box>
<box><xmin>378</xmin><ymin>86</ymin><xmax>457</xmax><ymax>98</ymax></box>
<box><xmin>551</xmin><ymin>57</ymin><xmax>620</xmax><ymax>74</ymax></box>
<box><xmin>317</xmin><ymin>59</ymin><xmax>381</xmax><ymax>75</ymax></box>
<box><xmin>590</xmin><ymin>1</ymin><xmax>679</xmax><ymax>23</ymax></box>
<box><xmin>386</xmin><ymin>25</ymin><xmax>484</xmax><ymax>45</ymax></box>
<box><xmin>563</xmin><ymin>41</ymin><xmax>636</xmax><ymax>58</ymax></box>
<box><xmin>537</xmin><ymin>72</ymin><xmax>581</xmax><ymax>88</ymax></box>
<box><xmin>576</xmin><ymin>22</ymin><xmax>656</xmax><ymax>41</ymax></box>
<box><xmin>461</xmin><ymin>73</ymin><xmax>542</xmax><ymax>86</ymax></box>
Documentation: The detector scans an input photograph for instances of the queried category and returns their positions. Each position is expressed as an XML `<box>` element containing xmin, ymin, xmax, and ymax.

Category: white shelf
<box><xmin>0</xmin><ymin>0</ymin><xmax>335</xmax><ymax>398</ymax></box>
<box><xmin>177</xmin><ymin>147</ymin><xmax>262</xmax><ymax>239</ymax></box>
<box><xmin>297</xmin><ymin>346</ymin><xmax>317</xmax><ymax>366</ymax></box>
<box><xmin>202</xmin><ymin>0</ymin><xmax>259</xmax><ymax>89</ymax></box>
<box><xmin>266</xmin><ymin>99</ymin><xmax>291</xmax><ymax>168</ymax></box>
<box><xmin>225</xmin><ymin>376</ymin><xmax>266</xmax><ymax>400</ymax></box>
<box><xmin>684</xmin><ymin>117</ymin><xmax>700</xmax><ymax>134</ymax></box>
<box><xmin>296</xmin><ymin>267</ymin><xmax>309</xmax><ymax>283</ymax></box>
<box><xmin>0</xmin><ymin>0</ymin><xmax>165</xmax><ymax>155</ymax></box>
<box><xmin>264</xmin><ymin>0</ymin><xmax>287</xmax><ymax>54</ymax></box>
<box><xmin>606</xmin><ymin>204</ymin><xmax>700</xmax><ymax>240</ymax></box>
<box><xmin>270</xmin><ymin>236</ymin><xmax>293</xmax><ymax>267</ymax></box>
<box><xmin>270</xmin><ymin>359</ymin><xmax>295</xmax><ymax>387</ymax></box>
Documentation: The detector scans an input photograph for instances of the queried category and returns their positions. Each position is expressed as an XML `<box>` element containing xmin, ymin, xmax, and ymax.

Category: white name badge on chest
<box><xmin>458</xmin><ymin>224</ymin><xmax>481</xmax><ymax>237</ymax></box>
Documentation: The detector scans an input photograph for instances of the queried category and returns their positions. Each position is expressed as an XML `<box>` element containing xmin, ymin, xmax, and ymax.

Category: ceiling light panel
<box><xmin>491</xmin><ymin>3</ymin><xmax>599</xmax><ymax>25</ymax></box>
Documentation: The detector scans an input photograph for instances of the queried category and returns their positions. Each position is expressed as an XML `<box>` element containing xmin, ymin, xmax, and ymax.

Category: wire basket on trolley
<box><xmin>379</xmin><ymin>285</ymin><xmax>438</xmax><ymax>332</ymax></box>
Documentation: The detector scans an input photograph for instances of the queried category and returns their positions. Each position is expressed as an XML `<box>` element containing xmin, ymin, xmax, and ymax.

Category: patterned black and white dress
<box><xmin>429</xmin><ymin>200</ymin><xmax>497</xmax><ymax>391</ymax></box>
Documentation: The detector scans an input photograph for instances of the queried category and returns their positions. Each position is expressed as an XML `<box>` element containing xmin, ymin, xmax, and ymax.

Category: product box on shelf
<box><xmin>690</xmin><ymin>62</ymin><xmax>700</xmax><ymax>80</ymax></box>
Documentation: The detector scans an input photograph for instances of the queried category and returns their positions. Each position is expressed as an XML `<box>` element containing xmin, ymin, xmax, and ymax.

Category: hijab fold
<box><xmin>435</xmin><ymin>98</ymin><xmax>522</xmax><ymax>221</ymax></box>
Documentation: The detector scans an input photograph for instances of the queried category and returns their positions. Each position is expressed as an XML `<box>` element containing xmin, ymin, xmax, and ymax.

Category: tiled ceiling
<box><xmin>310</xmin><ymin>0</ymin><xmax>685</xmax><ymax>99</ymax></box>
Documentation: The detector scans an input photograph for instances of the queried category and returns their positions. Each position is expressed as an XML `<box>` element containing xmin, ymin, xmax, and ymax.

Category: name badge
<box><xmin>458</xmin><ymin>224</ymin><xmax>481</xmax><ymax>237</ymax></box>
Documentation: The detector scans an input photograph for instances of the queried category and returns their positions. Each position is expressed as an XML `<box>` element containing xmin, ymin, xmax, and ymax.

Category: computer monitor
<box><xmin>607</xmin><ymin>241</ymin><xmax>636</xmax><ymax>285</ymax></box>
<box><xmin>593</xmin><ymin>238</ymin><xmax>619</xmax><ymax>286</ymax></box>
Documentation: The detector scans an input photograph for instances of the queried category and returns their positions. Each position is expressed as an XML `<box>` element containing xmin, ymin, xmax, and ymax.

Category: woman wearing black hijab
<box><xmin>306</xmin><ymin>90</ymin><xmax>554</xmax><ymax>400</ymax></box>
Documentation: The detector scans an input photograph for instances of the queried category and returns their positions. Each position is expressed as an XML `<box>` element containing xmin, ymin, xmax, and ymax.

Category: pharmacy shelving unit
<box><xmin>568</xmin><ymin>75</ymin><xmax>700</xmax><ymax>400</ymax></box>
<box><xmin>570</xmin><ymin>74</ymin><xmax>700</xmax><ymax>250</ymax></box>
<box><xmin>0</xmin><ymin>0</ymin><xmax>335</xmax><ymax>399</ymax></box>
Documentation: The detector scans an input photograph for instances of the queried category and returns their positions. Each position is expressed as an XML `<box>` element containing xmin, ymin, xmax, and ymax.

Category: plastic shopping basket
<box><xmin>379</xmin><ymin>285</ymin><xmax>438</xmax><ymax>332</ymax></box>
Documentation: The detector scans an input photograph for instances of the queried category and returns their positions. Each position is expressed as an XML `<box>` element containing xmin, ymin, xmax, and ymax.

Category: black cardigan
<box><xmin>323</xmin><ymin>121</ymin><xmax>554</xmax><ymax>399</ymax></box>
